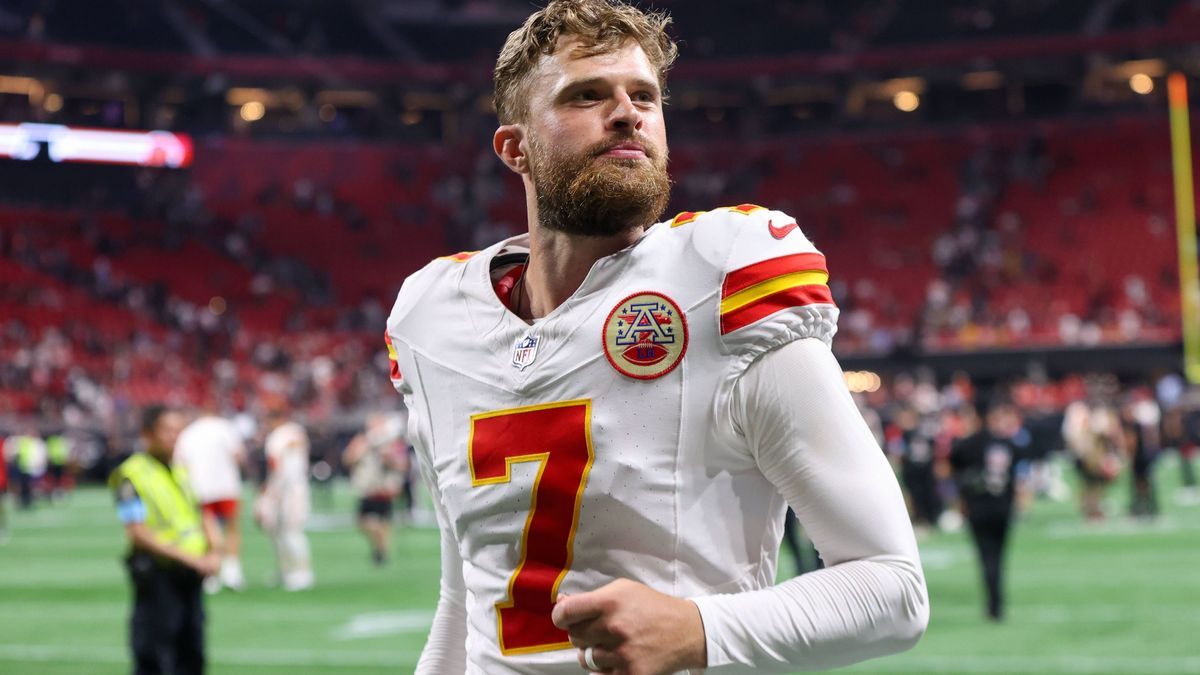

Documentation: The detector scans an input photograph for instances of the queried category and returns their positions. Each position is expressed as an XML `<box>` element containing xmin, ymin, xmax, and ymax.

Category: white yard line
<box><xmin>0</xmin><ymin>602</ymin><xmax>436</xmax><ymax>623</ymax></box>
<box><xmin>2</xmin><ymin>645</ymin><xmax>1198</xmax><ymax>672</ymax></box>
<box><xmin>854</xmin><ymin>655</ymin><xmax>1200</xmax><ymax>673</ymax></box>
<box><xmin>0</xmin><ymin>643</ymin><xmax>422</xmax><ymax>667</ymax></box>
<box><xmin>330</xmin><ymin>610</ymin><xmax>435</xmax><ymax>640</ymax></box>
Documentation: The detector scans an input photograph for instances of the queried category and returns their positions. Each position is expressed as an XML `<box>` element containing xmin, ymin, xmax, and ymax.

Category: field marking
<box><xmin>0</xmin><ymin>603</ymin><xmax>437</xmax><ymax>624</ymax></box>
<box><xmin>306</xmin><ymin>513</ymin><xmax>356</xmax><ymax>531</ymax></box>
<box><xmin>3</xmin><ymin>645</ymin><xmax>1198</xmax><ymax>673</ymax></box>
<box><xmin>0</xmin><ymin>644</ymin><xmax>422</xmax><ymax>667</ymax></box>
<box><xmin>917</xmin><ymin>548</ymin><xmax>969</xmax><ymax>570</ymax></box>
<box><xmin>330</xmin><ymin>610</ymin><xmax>434</xmax><ymax>640</ymax></box>
<box><xmin>4</xmin><ymin>601</ymin><xmax>1197</xmax><ymax>626</ymax></box>
<box><xmin>1044</xmin><ymin>515</ymin><xmax>1200</xmax><ymax>539</ymax></box>
<box><xmin>931</xmin><ymin>604</ymin><xmax>1200</xmax><ymax>623</ymax></box>
<box><xmin>854</xmin><ymin>655</ymin><xmax>1200</xmax><ymax>673</ymax></box>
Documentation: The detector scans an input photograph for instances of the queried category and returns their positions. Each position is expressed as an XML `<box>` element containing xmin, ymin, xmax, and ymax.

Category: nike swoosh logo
<box><xmin>767</xmin><ymin>220</ymin><xmax>799</xmax><ymax>239</ymax></box>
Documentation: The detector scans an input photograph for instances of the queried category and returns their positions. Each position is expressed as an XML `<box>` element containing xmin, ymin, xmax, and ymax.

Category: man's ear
<box><xmin>494</xmin><ymin>125</ymin><xmax>530</xmax><ymax>175</ymax></box>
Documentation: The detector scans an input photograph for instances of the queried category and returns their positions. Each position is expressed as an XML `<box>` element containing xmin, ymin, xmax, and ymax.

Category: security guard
<box><xmin>950</xmin><ymin>399</ymin><xmax>1031</xmax><ymax>622</ymax></box>
<box><xmin>46</xmin><ymin>431</ymin><xmax>70</xmax><ymax>500</ymax></box>
<box><xmin>110</xmin><ymin>406</ymin><xmax>220</xmax><ymax>675</ymax></box>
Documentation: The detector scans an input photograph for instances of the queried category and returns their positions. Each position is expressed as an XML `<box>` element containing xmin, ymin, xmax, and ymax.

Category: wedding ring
<box><xmin>584</xmin><ymin>646</ymin><xmax>600</xmax><ymax>671</ymax></box>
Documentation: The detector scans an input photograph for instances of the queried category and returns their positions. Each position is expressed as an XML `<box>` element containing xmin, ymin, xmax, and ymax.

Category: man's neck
<box><xmin>520</xmin><ymin>222</ymin><xmax>643</xmax><ymax>321</ymax></box>
<box><xmin>146</xmin><ymin>450</ymin><xmax>171</xmax><ymax>466</ymax></box>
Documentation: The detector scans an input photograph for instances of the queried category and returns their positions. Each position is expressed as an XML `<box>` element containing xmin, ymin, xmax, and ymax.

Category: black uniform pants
<box><xmin>967</xmin><ymin>507</ymin><xmax>1011</xmax><ymax>620</ymax></box>
<box><xmin>127</xmin><ymin>555</ymin><xmax>206</xmax><ymax>675</ymax></box>
<box><xmin>902</xmin><ymin>460</ymin><xmax>943</xmax><ymax>525</ymax></box>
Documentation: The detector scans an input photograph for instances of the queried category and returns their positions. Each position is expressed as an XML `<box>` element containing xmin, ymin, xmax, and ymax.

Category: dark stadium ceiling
<box><xmin>0</xmin><ymin>1</ymin><xmax>1196</xmax><ymax>139</ymax></box>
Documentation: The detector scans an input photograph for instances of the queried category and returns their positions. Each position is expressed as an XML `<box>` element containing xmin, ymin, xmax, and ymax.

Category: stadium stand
<box><xmin>0</xmin><ymin>0</ymin><xmax>1193</xmax><ymax>479</ymax></box>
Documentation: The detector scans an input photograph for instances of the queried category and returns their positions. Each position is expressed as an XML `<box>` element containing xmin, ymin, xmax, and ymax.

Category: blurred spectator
<box><xmin>950</xmin><ymin>400</ymin><xmax>1033</xmax><ymax>622</ymax></box>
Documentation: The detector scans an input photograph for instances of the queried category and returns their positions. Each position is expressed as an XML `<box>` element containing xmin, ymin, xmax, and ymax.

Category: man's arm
<box><xmin>690</xmin><ymin>338</ymin><xmax>928</xmax><ymax>671</ymax></box>
<box><xmin>201</xmin><ymin>511</ymin><xmax>223</xmax><ymax>558</ymax></box>
<box><xmin>124</xmin><ymin>523</ymin><xmax>219</xmax><ymax>576</ymax></box>
<box><xmin>117</xmin><ymin>482</ymin><xmax>218</xmax><ymax>576</ymax></box>
<box><xmin>414</xmin><ymin>465</ymin><xmax>468</xmax><ymax>674</ymax></box>
<box><xmin>342</xmin><ymin>433</ymin><xmax>367</xmax><ymax>467</ymax></box>
<box><xmin>553</xmin><ymin>339</ymin><xmax>927</xmax><ymax>674</ymax></box>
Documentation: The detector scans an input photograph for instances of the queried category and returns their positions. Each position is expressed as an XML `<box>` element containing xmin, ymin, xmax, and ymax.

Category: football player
<box><xmin>342</xmin><ymin>412</ymin><xmax>409</xmax><ymax>566</ymax></box>
<box><xmin>386</xmin><ymin>1</ymin><xmax>928</xmax><ymax>672</ymax></box>
<box><xmin>256</xmin><ymin>407</ymin><xmax>314</xmax><ymax>591</ymax></box>
<box><xmin>950</xmin><ymin>400</ymin><xmax>1033</xmax><ymax>621</ymax></box>
<box><xmin>175</xmin><ymin>411</ymin><xmax>248</xmax><ymax>591</ymax></box>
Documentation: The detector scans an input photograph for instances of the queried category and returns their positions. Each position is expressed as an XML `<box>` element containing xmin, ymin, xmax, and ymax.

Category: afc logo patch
<box><xmin>602</xmin><ymin>291</ymin><xmax>688</xmax><ymax>380</ymax></box>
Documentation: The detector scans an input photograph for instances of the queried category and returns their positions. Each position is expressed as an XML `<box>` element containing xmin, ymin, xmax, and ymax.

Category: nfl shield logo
<box><xmin>511</xmin><ymin>334</ymin><xmax>540</xmax><ymax>370</ymax></box>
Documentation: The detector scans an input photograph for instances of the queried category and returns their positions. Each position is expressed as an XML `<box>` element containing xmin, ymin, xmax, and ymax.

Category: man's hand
<box><xmin>190</xmin><ymin>552</ymin><xmax>221</xmax><ymax>577</ymax></box>
<box><xmin>551</xmin><ymin>578</ymin><xmax>706</xmax><ymax>675</ymax></box>
<box><xmin>253</xmin><ymin>496</ymin><xmax>275</xmax><ymax>530</ymax></box>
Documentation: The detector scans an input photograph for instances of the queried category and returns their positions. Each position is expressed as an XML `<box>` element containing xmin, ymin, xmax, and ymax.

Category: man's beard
<box><xmin>528</xmin><ymin>135</ymin><xmax>671</xmax><ymax>237</ymax></box>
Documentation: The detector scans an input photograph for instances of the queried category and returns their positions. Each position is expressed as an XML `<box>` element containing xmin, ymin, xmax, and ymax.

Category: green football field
<box><xmin>1</xmin><ymin>456</ymin><xmax>1197</xmax><ymax>675</ymax></box>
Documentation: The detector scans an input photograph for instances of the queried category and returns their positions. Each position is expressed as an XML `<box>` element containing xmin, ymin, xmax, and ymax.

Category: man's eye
<box><xmin>634</xmin><ymin>91</ymin><xmax>657</xmax><ymax>103</ymax></box>
<box><xmin>574</xmin><ymin>90</ymin><xmax>601</xmax><ymax>101</ymax></box>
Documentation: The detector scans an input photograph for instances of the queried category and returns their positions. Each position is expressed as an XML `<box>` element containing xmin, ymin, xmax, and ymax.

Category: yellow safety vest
<box><xmin>109</xmin><ymin>453</ymin><xmax>207</xmax><ymax>558</ymax></box>
<box><xmin>47</xmin><ymin>435</ymin><xmax>69</xmax><ymax>465</ymax></box>
<box><xmin>16</xmin><ymin>436</ymin><xmax>40</xmax><ymax>474</ymax></box>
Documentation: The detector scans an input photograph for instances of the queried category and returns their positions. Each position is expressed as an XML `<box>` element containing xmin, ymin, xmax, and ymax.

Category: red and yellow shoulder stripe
<box><xmin>439</xmin><ymin>250</ymin><xmax>479</xmax><ymax>263</ymax></box>
<box><xmin>720</xmin><ymin>252</ymin><xmax>833</xmax><ymax>335</ymax></box>
<box><xmin>669</xmin><ymin>204</ymin><xmax>768</xmax><ymax>228</ymax></box>
<box><xmin>384</xmin><ymin>332</ymin><xmax>402</xmax><ymax>382</ymax></box>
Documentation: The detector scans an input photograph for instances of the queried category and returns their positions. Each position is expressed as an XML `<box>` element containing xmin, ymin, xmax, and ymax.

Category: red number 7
<box><xmin>468</xmin><ymin>399</ymin><xmax>594</xmax><ymax>655</ymax></box>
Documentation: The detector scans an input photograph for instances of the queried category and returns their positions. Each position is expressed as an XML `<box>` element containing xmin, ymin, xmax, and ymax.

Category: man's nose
<box><xmin>606</xmin><ymin>91</ymin><xmax>643</xmax><ymax>132</ymax></box>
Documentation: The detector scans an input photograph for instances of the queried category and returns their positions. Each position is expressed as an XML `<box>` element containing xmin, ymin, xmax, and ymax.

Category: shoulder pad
<box><xmin>387</xmin><ymin>253</ymin><xmax>472</xmax><ymax>334</ymax></box>
<box><xmin>674</xmin><ymin>205</ymin><xmax>839</xmax><ymax>351</ymax></box>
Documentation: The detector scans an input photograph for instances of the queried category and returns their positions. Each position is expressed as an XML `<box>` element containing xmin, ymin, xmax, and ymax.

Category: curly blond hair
<box><xmin>493</xmin><ymin>0</ymin><xmax>678</xmax><ymax>124</ymax></box>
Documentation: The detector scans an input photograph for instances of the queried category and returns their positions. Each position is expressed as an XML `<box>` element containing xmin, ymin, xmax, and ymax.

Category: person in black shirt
<box><xmin>1122</xmin><ymin>393</ymin><xmax>1162</xmax><ymax>519</ymax></box>
<box><xmin>890</xmin><ymin>407</ymin><xmax>944</xmax><ymax>532</ymax></box>
<box><xmin>950</xmin><ymin>400</ymin><xmax>1030</xmax><ymax>621</ymax></box>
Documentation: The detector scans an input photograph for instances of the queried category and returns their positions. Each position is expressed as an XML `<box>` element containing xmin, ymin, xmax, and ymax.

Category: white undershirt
<box><xmin>415</xmin><ymin>338</ymin><xmax>928</xmax><ymax>673</ymax></box>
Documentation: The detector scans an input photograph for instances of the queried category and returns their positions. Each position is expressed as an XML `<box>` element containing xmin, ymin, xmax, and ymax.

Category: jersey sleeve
<box><xmin>384</xmin><ymin>331</ymin><xmax>404</xmax><ymax>394</ymax></box>
<box><xmin>692</xmin><ymin>339</ymin><xmax>927</xmax><ymax>671</ymax></box>
<box><xmin>714</xmin><ymin>206</ymin><xmax>839</xmax><ymax>358</ymax></box>
<box><xmin>385</xmin><ymin>254</ymin><xmax>458</xmax><ymax>397</ymax></box>
<box><xmin>113</xmin><ymin>478</ymin><xmax>147</xmax><ymax>525</ymax></box>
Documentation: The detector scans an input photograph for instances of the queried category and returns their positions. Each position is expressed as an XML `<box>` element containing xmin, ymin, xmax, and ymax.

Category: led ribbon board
<box><xmin>0</xmin><ymin>123</ymin><xmax>193</xmax><ymax>168</ymax></box>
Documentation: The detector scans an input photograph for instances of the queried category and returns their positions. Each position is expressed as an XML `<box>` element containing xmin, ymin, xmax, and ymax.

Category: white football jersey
<box><xmin>386</xmin><ymin>205</ymin><xmax>838</xmax><ymax>674</ymax></box>
<box><xmin>175</xmin><ymin>416</ymin><xmax>244</xmax><ymax>503</ymax></box>
<box><xmin>264</xmin><ymin>421</ymin><xmax>310</xmax><ymax>488</ymax></box>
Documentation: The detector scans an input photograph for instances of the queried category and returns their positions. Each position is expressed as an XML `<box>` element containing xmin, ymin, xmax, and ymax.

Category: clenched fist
<box><xmin>552</xmin><ymin>578</ymin><xmax>707</xmax><ymax>675</ymax></box>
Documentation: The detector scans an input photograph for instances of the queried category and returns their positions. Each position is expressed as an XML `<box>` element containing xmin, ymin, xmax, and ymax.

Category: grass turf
<box><xmin>0</xmin><ymin>455</ymin><xmax>1197</xmax><ymax>674</ymax></box>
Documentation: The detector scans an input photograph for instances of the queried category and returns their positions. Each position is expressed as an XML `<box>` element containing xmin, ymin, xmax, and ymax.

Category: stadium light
<box><xmin>845</xmin><ymin>371</ymin><xmax>883</xmax><ymax>393</ymax></box>
<box><xmin>961</xmin><ymin>70</ymin><xmax>1004</xmax><ymax>90</ymax></box>
<box><xmin>1130</xmin><ymin>73</ymin><xmax>1154</xmax><ymax>95</ymax></box>
<box><xmin>240</xmin><ymin>101</ymin><xmax>266</xmax><ymax>122</ymax></box>
<box><xmin>893</xmin><ymin>90</ymin><xmax>920</xmax><ymax>112</ymax></box>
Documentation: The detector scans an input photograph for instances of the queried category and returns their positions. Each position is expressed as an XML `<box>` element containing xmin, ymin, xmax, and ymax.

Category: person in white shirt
<box><xmin>175</xmin><ymin>413</ymin><xmax>247</xmax><ymax>591</ymax></box>
<box><xmin>385</xmin><ymin>1</ymin><xmax>928</xmax><ymax>672</ymax></box>
<box><xmin>342</xmin><ymin>413</ymin><xmax>409</xmax><ymax>566</ymax></box>
<box><xmin>256</xmin><ymin>409</ymin><xmax>314</xmax><ymax>591</ymax></box>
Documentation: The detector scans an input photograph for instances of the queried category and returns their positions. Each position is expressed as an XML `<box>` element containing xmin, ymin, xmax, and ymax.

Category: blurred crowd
<box><xmin>856</xmin><ymin>370</ymin><xmax>1200</xmax><ymax>534</ymax></box>
<box><xmin>0</xmin><ymin>115</ymin><xmax>1188</xmax><ymax>444</ymax></box>
<box><xmin>0</xmin><ymin>166</ymin><xmax>395</xmax><ymax>447</ymax></box>
<box><xmin>4</xmin><ymin>368</ymin><xmax>1197</xmax><ymax>540</ymax></box>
